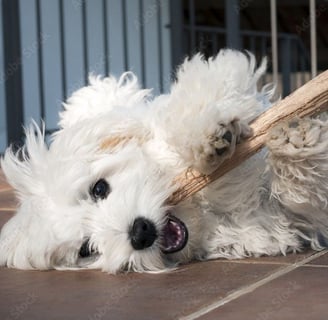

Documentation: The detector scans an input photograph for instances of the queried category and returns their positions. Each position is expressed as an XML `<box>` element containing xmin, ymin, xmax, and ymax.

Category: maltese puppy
<box><xmin>1</xmin><ymin>49</ymin><xmax>328</xmax><ymax>273</ymax></box>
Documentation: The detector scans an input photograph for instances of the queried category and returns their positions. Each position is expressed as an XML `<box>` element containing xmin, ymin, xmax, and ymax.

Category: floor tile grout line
<box><xmin>180</xmin><ymin>250</ymin><xmax>328</xmax><ymax>320</ymax></box>
<box><xmin>303</xmin><ymin>264</ymin><xmax>328</xmax><ymax>268</ymax></box>
<box><xmin>210</xmin><ymin>258</ymin><xmax>313</xmax><ymax>266</ymax></box>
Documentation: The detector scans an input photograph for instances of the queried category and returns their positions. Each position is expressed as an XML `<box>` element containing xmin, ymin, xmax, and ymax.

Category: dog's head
<box><xmin>0</xmin><ymin>74</ymin><xmax>199</xmax><ymax>273</ymax></box>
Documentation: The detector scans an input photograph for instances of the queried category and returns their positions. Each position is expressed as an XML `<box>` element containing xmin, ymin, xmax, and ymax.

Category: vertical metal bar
<box><xmin>270</xmin><ymin>0</ymin><xmax>278</xmax><ymax>85</ymax></box>
<box><xmin>261</xmin><ymin>37</ymin><xmax>266</xmax><ymax>57</ymax></box>
<box><xmin>36</xmin><ymin>0</ymin><xmax>45</xmax><ymax>122</ymax></box>
<box><xmin>2</xmin><ymin>0</ymin><xmax>24</xmax><ymax>146</ymax></box>
<box><xmin>81</xmin><ymin>0</ymin><xmax>88</xmax><ymax>84</ymax></box>
<box><xmin>103</xmin><ymin>0</ymin><xmax>109</xmax><ymax>75</ymax></box>
<box><xmin>290</xmin><ymin>39</ymin><xmax>295</xmax><ymax>90</ymax></box>
<box><xmin>225</xmin><ymin>0</ymin><xmax>241</xmax><ymax>49</ymax></box>
<box><xmin>300</xmin><ymin>42</ymin><xmax>306</xmax><ymax>84</ymax></box>
<box><xmin>310</xmin><ymin>0</ymin><xmax>317</xmax><ymax>78</ymax></box>
<box><xmin>189</xmin><ymin>0</ymin><xmax>196</xmax><ymax>53</ymax></box>
<box><xmin>169</xmin><ymin>0</ymin><xmax>184</xmax><ymax>69</ymax></box>
<box><xmin>261</xmin><ymin>37</ymin><xmax>267</xmax><ymax>82</ymax></box>
<box><xmin>250</xmin><ymin>35</ymin><xmax>256</xmax><ymax>53</ymax></box>
<box><xmin>212</xmin><ymin>33</ymin><xmax>218</xmax><ymax>54</ymax></box>
<box><xmin>59</xmin><ymin>0</ymin><xmax>67</xmax><ymax>100</ymax></box>
<box><xmin>157</xmin><ymin>0</ymin><xmax>163</xmax><ymax>93</ymax></box>
<box><xmin>198</xmin><ymin>31</ymin><xmax>203</xmax><ymax>53</ymax></box>
<box><xmin>281</xmin><ymin>37</ymin><xmax>291</xmax><ymax>97</ymax></box>
<box><xmin>121</xmin><ymin>0</ymin><xmax>128</xmax><ymax>70</ymax></box>
<box><xmin>293</xmin><ymin>39</ymin><xmax>298</xmax><ymax>89</ymax></box>
<box><xmin>139</xmin><ymin>0</ymin><xmax>145</xmax><ymax>86</ymax></box>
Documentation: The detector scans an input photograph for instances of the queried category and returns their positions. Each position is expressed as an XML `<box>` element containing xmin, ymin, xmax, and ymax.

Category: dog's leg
<box><xmin>158</xmin><ymin>51</ymin><xmax>268</xmax><ymax>174</ymax></box>
<box><xmin>201</xmin><ymin>208</ymin><xmax>301</xmax><ymax>260</ymax></box>
<box><xmin>167</xmin><ymin>111</ymin><xmax>252</xmax><ymax>174</ymax></box>
<box><xmin>194</xmin><ymin>117</ymin><xmax>252</xmax><ymax>174</ymax></box>
<box><xmin>266</xmin><ymin>117</ymin><xmax>328</xmax><ymax>213</ymax></box>
<box><xmin>266</xmin><ymin>117</ymin><xmax>328</xmax><ymax>246</ymax></box>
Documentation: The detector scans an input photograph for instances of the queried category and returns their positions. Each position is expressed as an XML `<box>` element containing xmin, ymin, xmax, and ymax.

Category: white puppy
<box><xmin>1</xmin><ymin>49</ymin><xmax>328</xmax><ymax>273</ymax></box>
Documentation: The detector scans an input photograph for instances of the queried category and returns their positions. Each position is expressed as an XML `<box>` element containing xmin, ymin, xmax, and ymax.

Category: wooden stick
<box><xmin>168</xmin><ymin>70</ymin><xmax>328</xmax><ymax>205</ymax></box>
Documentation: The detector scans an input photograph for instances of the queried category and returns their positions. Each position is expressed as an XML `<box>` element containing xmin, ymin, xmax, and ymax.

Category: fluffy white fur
<box><xmin>1</xmin><ymin>49</ymin><xmax>328</xmax><ymax>273</ymax></box>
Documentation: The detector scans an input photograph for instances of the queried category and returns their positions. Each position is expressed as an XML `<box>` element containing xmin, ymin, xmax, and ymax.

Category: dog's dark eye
<box><xmin>79</xmin><ymin>238</ymin><xmax>97</xmax><ymax>258</ymax></box>
<box><xmin>90</xmin><ymin>179</ymin><xmax>110</xmax><ymax>200</ymax></box>
<box><xmin>79</xmin><ymin>239</ymin><xmax>91</xmax><ymax>258</ymax></box>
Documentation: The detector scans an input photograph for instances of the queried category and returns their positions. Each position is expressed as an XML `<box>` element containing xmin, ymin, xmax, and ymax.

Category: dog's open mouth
<box><xmin>161</xmin><ymin>213</ymin><xmax>188</xmax><ymax>254</ymax></box>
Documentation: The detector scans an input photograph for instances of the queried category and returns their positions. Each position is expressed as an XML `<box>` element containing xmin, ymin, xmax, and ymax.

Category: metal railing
<box><xmin>183</xmin><ymin>25</ymin><xmax>311</xmax><ymax>97</ymax></box>
<box><xmin>0</xmin><ymin>0</ymin><xmax>315</xmax><ymax>154</ymax></box>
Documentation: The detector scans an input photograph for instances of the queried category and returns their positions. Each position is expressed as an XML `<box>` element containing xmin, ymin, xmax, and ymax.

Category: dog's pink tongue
<box><xmin>161</xmin><ymin>215</ymin><xmax>188</xmax><ymax>254</ymax></box>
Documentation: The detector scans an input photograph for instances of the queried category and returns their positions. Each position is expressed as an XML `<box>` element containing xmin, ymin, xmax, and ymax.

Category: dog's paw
<box><xmin>266</xmin><ymin>117</ymin><xmax>328</xmax><ymax>157</ymax></box>
<box><xmin>193</xmin><ymin>119</ymin><xmax>252</xmax><ymax>174</ymax></box>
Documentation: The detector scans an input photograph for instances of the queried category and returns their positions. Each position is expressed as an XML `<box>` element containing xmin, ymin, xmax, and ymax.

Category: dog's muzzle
<box><xmin>129</xmin><ymin>213</ymin><xmax>188</xmax><ymax>254</ymax></box>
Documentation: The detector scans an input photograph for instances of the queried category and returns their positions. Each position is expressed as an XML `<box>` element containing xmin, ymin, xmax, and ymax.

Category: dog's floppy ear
<box><xmin>100</xmin><ymin>135</ymin><xmax>133</xmax><ymax>151</ymax></box>
<box><xmin>0</xmin><ymin>206</ymin><xmax>37</xmax><ymax>269</ymax></box>
<box><xmin>0</xmin><ymin>200</ymin><xmax>56</xmax><ymax>269</ymax></box>
<box><xmin>0</xmin><ymin>123</ymin><xmax>52</xmax><ymax>269</ymax></box>
<box><xmin>100</xmin><ymin>134</ymin><xmax>149</xmax><ymax>152</ymax></box>
<box><xmin>1</xmin><ymin>122</ymin><xmax>47</xmax><ymax>199</ymax></box>
<box><xmin>59</xmin><ymin>72</ymin><xmax>152</xmax><ymax>129</ymax></box>
<box><xmin>96</xmin><ymin>114</ymin><xmax>152</xmax><ymax>153</ymax></box>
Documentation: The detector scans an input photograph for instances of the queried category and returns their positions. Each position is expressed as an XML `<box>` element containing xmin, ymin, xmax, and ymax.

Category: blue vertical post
<box><xmin>225</xmin><ymin>0</ymin><xmax>241</xmax><ymax>49</ymax></box>
<box><xmin>170</xmin><ymin>0</ymin><xmax>184</xmax><ymax>69</ymax></box>
<box><xmin>189</xmin><ymin>0</ymin><xmax>196</xmax><ymax>51</ymax></box>
<box><xmin>2</xmin><ymin>0</ymin><xmax>24</xmax><ymax>147</ymax></box>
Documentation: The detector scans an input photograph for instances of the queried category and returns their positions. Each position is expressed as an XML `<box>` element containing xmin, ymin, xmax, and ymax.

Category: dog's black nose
<box><xmin>130</xmin><ymin>217</ymin><xmax>157</xmax><ymax>250</ymax></box>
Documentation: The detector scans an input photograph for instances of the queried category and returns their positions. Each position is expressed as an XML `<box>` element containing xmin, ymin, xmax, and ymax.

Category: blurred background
<box><xmin>1</xmin><ymin>0</ymin><xmax>327</xmax><ymax>153</ymax></box>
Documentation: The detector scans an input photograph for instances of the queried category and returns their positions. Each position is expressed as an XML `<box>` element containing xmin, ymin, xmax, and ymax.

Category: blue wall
<box><xmin>0</xmin><ymin>0</ymin><xmax>171</xmax><ymax>153</ymax></box>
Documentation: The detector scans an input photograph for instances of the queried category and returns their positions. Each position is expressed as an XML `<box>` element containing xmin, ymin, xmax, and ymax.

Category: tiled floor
<box><xmin>0</xmin><ymin>169</ymin><xmax>327</xmax><ymax>320</ymax></box>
